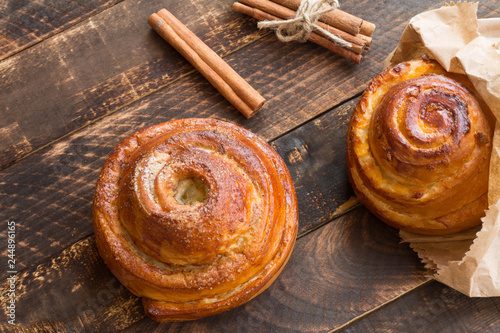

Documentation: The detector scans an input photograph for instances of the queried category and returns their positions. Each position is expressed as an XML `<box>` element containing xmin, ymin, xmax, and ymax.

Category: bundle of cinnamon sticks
<box><xmin>233</xmin><ymin>0</ymin><xmax>376</xmax><ymax>63</ymax></box>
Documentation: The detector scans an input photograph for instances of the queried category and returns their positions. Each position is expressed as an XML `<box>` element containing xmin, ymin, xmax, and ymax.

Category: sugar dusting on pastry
<box><xmin>92</xmin><ymin>118</ymin><xmax>298</xmax><ymax>321</ymax></box>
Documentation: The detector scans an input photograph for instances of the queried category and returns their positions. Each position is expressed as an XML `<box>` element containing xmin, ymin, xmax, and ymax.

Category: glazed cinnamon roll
<box><xmin>93</xmin><ymin>118</ymin><xmax>298</xmax><ymax>321</ymax></box>
<box><xmin>347</xmin><ymin>59</ymin><xmax>493</xmax><ymax>235</ymax></box>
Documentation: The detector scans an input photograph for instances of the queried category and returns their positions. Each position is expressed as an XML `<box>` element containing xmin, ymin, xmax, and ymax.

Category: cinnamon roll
<box><xmin>93</xmin><ymin>118</ymin><xmax>298</xmax><ymax>321</ymax></box>
<box><xmin>347</xmin><ymin>58</ymin><xmax>493</xmax><ymax>235</ymax></box>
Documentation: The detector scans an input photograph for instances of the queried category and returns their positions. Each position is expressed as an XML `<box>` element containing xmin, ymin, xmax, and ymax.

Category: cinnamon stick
<box><xmin>233</xmin><ymin>2</ymin><xmax>362</xmax><ymax>63</ymax></box>
<box><xmin>357</xmin><ymin>33</ymin><xmax>372</xmax><ymax>49</ymax></box>
<box><xmin>271</xmin><ymin>0</ymin><xmax>375</xmax><ymax>37</ymax></box>
<box><xmin>360</xmin><ymin>20</ymin><xmax>376</xmax><ymax>37</ymax></box>
<box><xmin>148</xmin><ymin>9</ymin><xmax>265</xmax><ymax>118</ymax></box>
<box><xmin>238</xmin><ymin>0</ymin><xmax>367</xmax><ymax>54</ymax></box>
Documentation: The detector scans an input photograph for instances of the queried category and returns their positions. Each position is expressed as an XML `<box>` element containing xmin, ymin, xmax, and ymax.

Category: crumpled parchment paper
<box><xmin>385</xmin><ymin>2</ymin><xmax>500</xmax><ymax>297</ymax></box>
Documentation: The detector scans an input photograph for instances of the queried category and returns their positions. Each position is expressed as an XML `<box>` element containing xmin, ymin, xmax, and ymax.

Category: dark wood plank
<box><xmin>2</xmin><ymin>1</ymin><xmax>499</xmax><ymax>331</ymax></box>
<box><xmin>271</xmin><ymin>100</ymin><xmax>360</xmax><ymax>233</ymax></box>
<box><xmin>0</xmin><ymin>206</ymin><xmax>426</xmax><ymax>332</ymax></box>
<box><xmin>0</xmin><ymin>0</ymin><xmax>461</xmax><ymax>276</ymax></box>
<box><xmin>6</xmin><ymin>0</ymin><xmax>492</xmax><ymax>169</ymax></box>
<box><xmin>0</xmin><ymin>237</ymin><xmax>142</xmax><ymax>333</ymax></box>
<box><xmin>0</xmin><ymin>93</ymin><xmax>357</xmax><ymax>281</ymax></box>
<box><xmin>0</xmin><ymin>0</ymin><xmax>123</xmax><ymax>61</ymax></box>
<box><xmin>339</xmin><ymin>281</ymin><xmax>500</xmax><ymax>333</ymax></box>
<box><xmin>124</xmin><ymin>207</ymin><xmax>427</xmax><ymax>332</ymax></box>
<box><xmin>0</xmin><ymin>0</ymin><xmax>268</xmax><ymax>169</ymax></box>
<box><xmin>0</xmin><ymin>96</ymin><xmax>358</xmax><ymax>330</ymax></box>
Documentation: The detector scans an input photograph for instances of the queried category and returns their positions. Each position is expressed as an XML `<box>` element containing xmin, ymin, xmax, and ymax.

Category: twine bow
<box><xmin>257</xmin><ymin>0</ymin><xmax>351</xmax><ymax>48</ymax></box>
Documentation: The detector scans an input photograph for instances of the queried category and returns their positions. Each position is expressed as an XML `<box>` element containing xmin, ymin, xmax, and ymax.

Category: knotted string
<box><xmin>257</xmin><ymin>0</ymin><xmax>351</xmax><ymax>48</ymax></box>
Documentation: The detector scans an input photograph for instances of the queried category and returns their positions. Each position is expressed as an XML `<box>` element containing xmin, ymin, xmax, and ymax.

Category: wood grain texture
<box><xmin>0</xmin><ymin>0</ymin><xmax>483</xmax><ymax>295</ymax></box>
<box><xmin>0</xmin><ymin>0</ymin><xmax>123</xmax><ymax>61</ymax></box>
<box><xmin>340</xmin><ymin>281</ymin><xmax>500</xmax><ymax>333</ymax></box>
<box><xmin>0</xmin><ymin>0</ymin><xmax>416</xmax><ymax>282</ymax></box>
<box><xmin>0</xmin><ymin>206</ymin><xmax>426</xmax><ymax>332</ymax></box>
<box><xmin>0</xmin><ymin>0</ymin><xmax>461</xmax><ymax>274</ymax></box>
<box><xmin>5</xmin><ymin>0</ymin><xmax>491</xmax><ymax>169</ymax></box>
<box><xmin>271</xmin><ymin>99</ymin><xmax>359</xmax><ymax>233</ymax></box>
<box><xmin>0</xmin><ymin>95</ymin><xmax>357</xmax><ymax>282</ymax></box>
<box><xmin>2</xmin><ymin>0</ymin><xmax>500</xmax><ymax>331</ymax></box>
<box><xmin>121</xmin><ymin>207</ymin><xmax>426</xmax><ymax>332</ymax></box>
<box><xmin>0</xmin><ymin>237</ymin><xmax>142</xmax><ymax>333</ymax></box>
<box><xmin>0</xmin><ymin>0</ymin><xmax>267</xmax><ymax>169</ymax></box>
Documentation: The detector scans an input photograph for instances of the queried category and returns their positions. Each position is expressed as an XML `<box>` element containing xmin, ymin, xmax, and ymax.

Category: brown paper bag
<box><xmin>385</xmin><ymin>2</ymin><xmax>500</xmax><ymax>297</ymax></box>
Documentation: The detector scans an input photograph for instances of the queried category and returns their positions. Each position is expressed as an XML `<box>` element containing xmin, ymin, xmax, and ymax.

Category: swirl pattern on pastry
<box><xmin>347</xmin><ymin>59</ymin><xmax>493</xmax><ymax>235</ymax></box>
<box><xmin>93</xmin><ymin>118</ymin><xmax>298</xmax><ymax>321</ymax></box>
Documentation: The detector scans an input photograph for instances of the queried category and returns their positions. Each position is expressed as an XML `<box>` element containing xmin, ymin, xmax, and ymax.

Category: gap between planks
<box><xmin>327</xmin><ymin>279</ymin><xmax>435</xmax><ymax>333</ymax></box>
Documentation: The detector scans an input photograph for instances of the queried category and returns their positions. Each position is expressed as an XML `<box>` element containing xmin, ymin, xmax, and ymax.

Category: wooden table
<box><xmin>1</xmin><ymin>0</ymin><xmax>499</xmax><ymax>332</ymax></box>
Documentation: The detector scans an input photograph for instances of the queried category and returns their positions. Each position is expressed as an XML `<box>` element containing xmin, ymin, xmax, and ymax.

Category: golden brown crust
<box><xmin>93</xmin><ymin>118</ymin><xmax>298</xmax><ymax>321</ymax></box>
<box><xmin>346</xmin><ymin>59</ymin><xmax>493</xmax><ymax>235</ymax></box>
